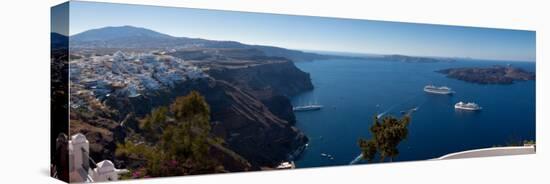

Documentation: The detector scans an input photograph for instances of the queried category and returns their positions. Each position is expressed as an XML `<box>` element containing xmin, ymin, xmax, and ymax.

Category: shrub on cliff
<box><xmin>140</xmin><ymin>107</ymin><xmax>168</xmax><ymax>142</ymax></box>
<box><xmin>358</xmin><ymin>115</ymin><xmax>411</xmax><ymax>162</ymax></box>
<box><xmin>117</xmin><ymin>91</ymin><xmax>220</xmax><ymax>177</ymax></box>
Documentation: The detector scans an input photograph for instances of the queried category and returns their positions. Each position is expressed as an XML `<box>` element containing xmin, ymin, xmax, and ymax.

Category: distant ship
<box><xmin>293</xmin><ymin>104</ymin><xmax>323</xmax><ymax>112</ymax></box>
<box><xmin>424</xmin><ymin>85</ymin><xmax>454</xmax><ymax>95</ymax></box>
<box><xmin>454</xmin><ymin>101</ymin><xmax>482</xmax><ymax>111</ymax></box>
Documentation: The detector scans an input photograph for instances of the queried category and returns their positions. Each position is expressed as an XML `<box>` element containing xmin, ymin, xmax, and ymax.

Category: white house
<box><xmin>68</xmin><ymin>133</ymin><xmax>128</xmax><ymax>183</ymax></box>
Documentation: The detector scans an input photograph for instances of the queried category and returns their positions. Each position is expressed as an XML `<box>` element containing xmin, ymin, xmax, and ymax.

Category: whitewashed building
<box><xmin>68</xmin><ymin>133</ymin><xmax>128</xmax><ymax>183</ymax></box>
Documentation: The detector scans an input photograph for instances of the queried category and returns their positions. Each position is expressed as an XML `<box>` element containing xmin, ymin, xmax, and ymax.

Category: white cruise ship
<box><xmin>454</xmin><ymin>101</ymin><xmax>482</xmax><ymax>111</ymax></box>
<box><xmin>424</xmin><ymin>85</ymin><xmax>454</xmax><ymax>95</ymax></box>
<box><xmin>293</xmin><ymin>104</ymin><xmax>323</xmax><ymax>112</ymax></box>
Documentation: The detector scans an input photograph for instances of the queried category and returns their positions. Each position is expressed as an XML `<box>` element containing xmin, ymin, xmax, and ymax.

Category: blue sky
<box><xmin>67</xmin><ymin>1</ymin><xmax>535</xmax><ymax>62</ymax></box>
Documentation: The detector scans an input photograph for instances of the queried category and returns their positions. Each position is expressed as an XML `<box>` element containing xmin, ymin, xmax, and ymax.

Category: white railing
<box><xmin>435</xmin><ymin>145</ymin><xmax>535</xmax><ymax>160</ymax></box>
<box><xmin>69</xmin><ymin>133</ymin><xmax>128</xmax><ymax>183</ymax></box>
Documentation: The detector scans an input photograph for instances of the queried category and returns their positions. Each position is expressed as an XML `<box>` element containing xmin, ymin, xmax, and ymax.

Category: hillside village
<box><xmin>69</xmin><ymin>51</ymin><xmax>209</xmax><ymax>110</ymax></box>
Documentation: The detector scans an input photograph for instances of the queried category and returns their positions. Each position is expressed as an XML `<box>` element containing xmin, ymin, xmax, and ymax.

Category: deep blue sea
<box><xmin>291</xmin><ymin>58</ymin><xmax>536</xmax><ymax>168</ymax></box>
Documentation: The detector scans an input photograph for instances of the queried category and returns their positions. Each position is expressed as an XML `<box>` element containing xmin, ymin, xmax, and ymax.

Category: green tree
<box><xmin>140</xmin><ymin>107</ymin><xmax>168</xmax><ymax>141</ymax></box>
<box><xmin>358</xmin><ymin>115</ymin><xmax>411</xmax><ymax>162</ymax></box>
<box><xmin>164</xmin><ymin>91</ymin><xmax>211</xmax><ymax>165</ymax></box>
<box><xmin>358</xmin><ymin>139</ymin><xmax>377</xmax><ymax>162</ymax></box>
<box><xmin>116</xmin><ymin>91</ymin><xmax>217</xmax><ymax>177</ymax></box>
<box><xmin>170</xmin><ymin>91</ymin><xmax>210</xmax><ymax>123</ymax></box>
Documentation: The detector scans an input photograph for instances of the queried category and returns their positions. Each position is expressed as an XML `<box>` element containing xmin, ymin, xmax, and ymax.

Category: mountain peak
<box><xmin>69</xmin><ymin>25</ymin><xmax>331</xmax><ymax>62</ymax></box>
<box><xmin>72</xmin><ymin>25</ymin><xmax>174</xmax><ymax>42</ymax></box>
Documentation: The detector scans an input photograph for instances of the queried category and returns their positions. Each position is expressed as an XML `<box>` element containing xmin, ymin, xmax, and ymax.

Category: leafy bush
<box><xmin>116</xmin><ymin>91</ymin><xmax>220</xmax><ymax>177</ymax></box>
<box><xmin>358</xmin><ymin>115</ymin><xmax>411</xmax><ymax>162</ymax></box>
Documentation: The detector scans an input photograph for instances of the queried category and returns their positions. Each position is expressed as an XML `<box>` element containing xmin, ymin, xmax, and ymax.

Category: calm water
<box><xmin>291</xmin><ymin>58</ymin><xmax>536</xmax><ymax>168</ymax></box>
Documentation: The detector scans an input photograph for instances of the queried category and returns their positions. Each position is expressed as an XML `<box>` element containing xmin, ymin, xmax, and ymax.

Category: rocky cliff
<box><xmin>206</xmin><ymin>60</ymin><xmax>313</xmax><ymax>125</ymax></box>
<box><xmin>72</xmin><ymin>76</ymin><xmax>309</xmax><ymax>168</ymax></box>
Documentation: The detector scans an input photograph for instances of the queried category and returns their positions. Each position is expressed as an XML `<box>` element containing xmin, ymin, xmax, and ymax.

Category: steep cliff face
<box><xmin>206</xmin><ymin>60</ymin><xmax>313</xmax><ymax>124</ymax></box>
<box><xmin>200</xmin><ymin>80</ymin><xmax>308</xmax><ymax>166</ymax></box>
<box><xmin>98</xmin><ymin>78</ymin><xmax>308</xmax><ymax>167</ymax></box>
<box><xmin>207</xmin><ymin>60</ymin><xmax>313</xmax><ymax>97</ymax></box>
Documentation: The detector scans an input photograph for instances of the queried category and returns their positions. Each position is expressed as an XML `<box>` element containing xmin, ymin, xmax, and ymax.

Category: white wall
<box><xmin>0</xmin><ymin>0</ymin><xmax>547</xmax><ymax>184</ymax></box>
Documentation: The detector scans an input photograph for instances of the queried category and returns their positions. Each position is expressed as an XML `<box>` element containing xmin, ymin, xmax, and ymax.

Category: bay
<box><xmin>291</xmin><ymin>58</ymin><xmax>536</xmax><ymax>167</ymax></box>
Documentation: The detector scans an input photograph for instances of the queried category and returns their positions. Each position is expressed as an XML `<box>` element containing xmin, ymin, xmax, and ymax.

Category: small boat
<box><xmin>276</xmin><ymin>161</ymin><xmax>295</xmax><ymax>169</ymax></box>
<box><xmin>454</xmin><ymin>101</ymin><xmax>482</xmax><ymax>111</ymax></box>
<box><xmin>424</xmin><ymin>85</ymin><xmax>454</xmax><ymax>95</ymax></box>
<box><xmin>321</xmin><ymin>153</ymin><xmax>334</xmax><ymax>160</ymax></box>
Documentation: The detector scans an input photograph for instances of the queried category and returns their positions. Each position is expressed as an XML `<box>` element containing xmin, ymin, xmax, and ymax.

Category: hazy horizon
<box><xmin>66</xmin><ymin>1</ymin><xmax>536</xmax><ymax>62</ymax></box>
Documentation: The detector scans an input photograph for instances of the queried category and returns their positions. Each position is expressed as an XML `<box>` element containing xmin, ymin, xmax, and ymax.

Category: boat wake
<box><xmin>376</xmin><ymin>105</ymin><xmax>397</xmax><ymax>119</ymax></box>
<box><xmin>356</xmin><ymin>94</ymin><xmax>427</xmax><ymax>164</ymax></box>
<box><xmin>376</xmin><ymin>93</ymin><xmax>424</xmax><ymax>118</ymax></box>
<box><xmin>349</xmin><ymin>153</ymin><xmax>363</xmax><ymax>165</ymax></box>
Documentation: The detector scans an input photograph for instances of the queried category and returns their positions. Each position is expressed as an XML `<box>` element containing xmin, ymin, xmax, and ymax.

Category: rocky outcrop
<box><xmin>437</xmin><ymin>65</ymin><xmax>535</xmax><ymax>84</ymax></box>
<box><xmin>206</xmin><ymin>60</ymin><xmax>313</xmax><ymax>125</ymax></box>
<box><xmin>202</xmin><ymin>80</ymin><xmax>308</xmax><ymax>166</ymax></box>
<box><xmin>207</xmin><ymin>60</ymin><xmax>313</xmax><ymax>97</ymax></box>
<box><xmin>208</xmin><ymin>141</ymin><xmax>255</xmax><ymax>172</ymax></box>
<box><xmin>260</xmin><ymin>95</ymin><xmax>296</xmax><ymax>125</ymax></box>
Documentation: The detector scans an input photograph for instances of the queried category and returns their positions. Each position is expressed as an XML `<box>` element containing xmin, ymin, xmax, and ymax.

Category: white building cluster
<box><xmin>69</xmin><ymin>51</ymin><xmax>208</xmax><ymax>108</ymax></box>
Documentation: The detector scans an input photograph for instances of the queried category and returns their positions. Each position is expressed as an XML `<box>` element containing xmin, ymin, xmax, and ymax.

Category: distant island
<box><xmin>381</xmin><ymin>54</ymin><xmax>456</xmax><ymax>63</ymax></box>
<box><xmin>437</xmin><ymin>65</ymin><xmax>535</xmax><ymax>84</ymax></box>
